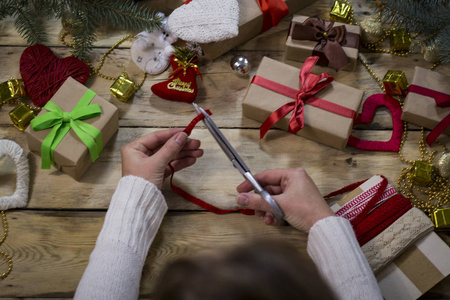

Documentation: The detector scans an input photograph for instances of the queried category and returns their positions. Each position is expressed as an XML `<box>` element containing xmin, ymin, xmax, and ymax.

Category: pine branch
<box><xmin>365</xmin><ymin>0</ymin><xmax>450</xmax><ymax>62</ymax></box>
<box><xmin>89</xmin><ymin>0</ymin><xmax>162</xmax><ymax>32</ymax></box>
<box><xmin>0</xmin><ymin>1</ymin><xmax>17</xmax><ymax>20</ymax></box>
<box><xmin>13</xmin><ymin>5</ymin><xmax>47</xmax><ymax>45</ymax></box>
<box><xmin>70</xmin><ymin>3</ymin><xmax>98</xmax><ymax>61</ymax></box>
<box><xmin>0</xmin><ymin>0</ymin><xmax>162</xmax><ymax>60</ymax></box>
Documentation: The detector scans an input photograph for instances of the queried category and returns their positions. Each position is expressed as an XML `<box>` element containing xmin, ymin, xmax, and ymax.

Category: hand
<box><xmin>121</xmin><ymin>128</ymin><xmax>203</xmax><ymax>189</ymax></box>
<box><xmin>236</xmin><ymin>168</ymin><xmax>334</xmax><ymax>233</ymax></box>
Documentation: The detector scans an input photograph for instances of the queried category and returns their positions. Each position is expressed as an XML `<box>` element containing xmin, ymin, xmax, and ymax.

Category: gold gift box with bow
<box><xmin>329</xmin><ymin>0</ymin><xmax>353</xmax><ymax>23</ymax></box>
<box><xmin>9</xmin><ymin>102</ymin><xmax>36</xmax><ymax>131</ymax></box>
<box><xmin>0</xmin><ymin>78</ymin><xmax>26</xmax><ymax>104</ymax></box>
<box><xmin>383</xmin><ymin>70</ymin><xmax>408</xmax><ymax>95</ymax></box>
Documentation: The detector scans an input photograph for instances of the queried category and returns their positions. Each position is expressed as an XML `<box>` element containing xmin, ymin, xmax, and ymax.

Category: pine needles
<box><xmin>365</xmin><ymin>0</ymin><xmax>450</xmax><ymax>62</ymax></box>
<box><xmin>0</xmin><ymin>0</ymin><xmax>162</xmax><ymax>61</ymax></box>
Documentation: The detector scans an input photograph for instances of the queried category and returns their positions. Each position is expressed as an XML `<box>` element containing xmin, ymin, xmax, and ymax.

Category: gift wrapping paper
<box><xmin>25</xmin><ymin>77</ymin><xmax>119</xmax><ymax>180</ymax></box>
<box><xmin>285</xmin><ymin>15</ymin><xmax>360</xmax><ymax>71</ymax></box>
<box><xmin>402</xmin><ymin>67</ymin><xmax>450</xmax><ymax>136</ymax></box>
<box><xmin>242</xmin><ymin>56</ymin><xmax>363</xmax><ymax>149</ymax></box>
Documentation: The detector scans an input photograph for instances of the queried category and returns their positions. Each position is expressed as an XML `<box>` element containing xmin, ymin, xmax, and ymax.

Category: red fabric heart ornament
<box><xmin>347</xmin><ymin>94</ymin><xmax>403</xmax><ymax>152</ymax></box>
<box><xmin>20</xmin><ymin>44</ymin><xmax>90</xmax><ymax>107</ymax></box>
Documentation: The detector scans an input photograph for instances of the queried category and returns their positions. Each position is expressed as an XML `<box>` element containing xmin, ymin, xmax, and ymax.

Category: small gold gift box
<box><xmin>9</xmin><ymin>102</ymin><xmax>36</xmax><ymax>131</ymax></box>
<box><xmin>390</xmin><ymin>28</ymin><xmax>412</xmax><ymax>52</ymax></box>
<box><xmin>0</xmin><ymin>78</ymin><xmax>26</xmax><ymax>104</ymax></box>
<box><xmin>329</xmin><ymin>0</ymin><xmax>353</xmax><ymax>23</ymax></box>
<box><xmin>410</xmin><ymin>160</ymin><xmax>434</xmax><ymax>186</ymax></box>
<box><xmin>431</xmin><ymin>208</ymin><xmax>450</xmax><ymax>230</ymax></box>
<box><xmin>383</xmin><ymin>70</ymin><xmax>408</xmax><ymax>95</ymax></box>
<box><xmin>110</xmin><ymin>73</ymin><xmax>136</xmax><ymax>102</ymax></box>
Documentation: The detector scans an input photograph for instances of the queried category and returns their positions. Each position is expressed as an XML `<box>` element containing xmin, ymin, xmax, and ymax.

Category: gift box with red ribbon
<box><xmin>401</xmin><ymin>67</ymin><xmax>450</xmax><ymax>146</ymax></box>
<box><xmin>242</xmin><ymin>56</ymin><xmax>363</xmax><ymax>149</ymax></box>
<box><xmin>286</xmin><ymin>15</ymin><xmax>360</xmax><ymax>71</ymax></box>
<box><xmin>327</xmin><ymin>175</ymin><xmax>450</xmax><ymax>299</ymax></box>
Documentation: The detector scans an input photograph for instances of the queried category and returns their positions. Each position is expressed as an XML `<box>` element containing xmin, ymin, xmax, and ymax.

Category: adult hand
<box><xmin>121</xmin><ymin>128</ymin><xmax>203</xmax><ymax>189</ymax></box>
<box><xmin>236</xmin><ymin>168</ymin><xmax>334</xmax><ymax>233</ymax></box>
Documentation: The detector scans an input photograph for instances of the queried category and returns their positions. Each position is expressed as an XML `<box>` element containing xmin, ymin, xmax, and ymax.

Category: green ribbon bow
<box><xmin>30</xmin><ymin>89</ymin><xmax>103</xmax><ymax>169</ymax></box>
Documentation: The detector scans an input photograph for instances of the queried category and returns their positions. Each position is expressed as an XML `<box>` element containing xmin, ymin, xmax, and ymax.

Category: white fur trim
<box><xmin>0</xmin><ymin>140</ymin><xmax>29</xmax><ymax>210</ymax></box>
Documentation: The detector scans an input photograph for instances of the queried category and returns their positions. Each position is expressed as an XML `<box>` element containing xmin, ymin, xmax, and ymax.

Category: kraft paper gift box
<box><xmin>199</xmin><ymin>0</ymin><xmax>317</xmax><ymax>60</ymax></box>
<box><xmin>402</xmin><ymin>67</ymin><xmax>450</xmax><ymax>137</ymax></box>
<box><xmin>285</xmin><ymin>15</ymin><xmax>360</xmax><ymax>71</ymax></box>
<box><xmin>242</xmin><ymin>56</ymin><xmax>363</xmax><ymax>149</ymax></box>
<box><xmin>144</xmin><ymin>0</ymin><xmax>317</xmax><ymax>60</ymax></box>
<box><xmin>25</xmin><ymin>77</ymin><xmax>119</xmax><ymax>180</ymax></box>
<box><xmin>331</xmin><ymin>175</ymin><xmax>450</xmax><ymax>300</ymax></box>
<box><xmin>377</xmin><ymin>232</ymin><xmax>450</xmax><ymax>300</ymax></box>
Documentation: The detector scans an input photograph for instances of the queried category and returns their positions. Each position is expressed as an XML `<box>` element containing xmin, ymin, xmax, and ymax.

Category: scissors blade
<box><xmin>192</xmin><ymin>103</ymin><xmax>285</xmax><ymax>223</ymax></box>
<box><xmin>193</xmin><ymin>103</ymin><xmax>250</xmax><ymax>173</ymax></box>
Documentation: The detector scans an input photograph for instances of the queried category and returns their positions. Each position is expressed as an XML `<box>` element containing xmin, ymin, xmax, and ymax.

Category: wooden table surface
<box><xmin>1</xmin><ymin>0</ymin><xmax>450</xmax><ymax>298</ymax></box>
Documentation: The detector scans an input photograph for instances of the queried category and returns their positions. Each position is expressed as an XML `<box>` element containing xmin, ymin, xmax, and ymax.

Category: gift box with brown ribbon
<box><xmin>242</xmin><ymin>56</ymin><xmax>363</xmax><ymax>149</ymax></box>
<box><xmin>286</xmin><ymin>15</ymin><xmax>360</xmax><ymax>71</ymax></box>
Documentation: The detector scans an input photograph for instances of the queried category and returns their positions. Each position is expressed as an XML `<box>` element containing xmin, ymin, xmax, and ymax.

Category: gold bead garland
<box><xmin>397</xmin><ymin>128</ymin><xmax>449</xmax><ymax>215</ymax></box>
<box><xmin>357</xmin><ymin>30</ymin><xmax>448</xmax><ymax>217</ymax></box>
<box><xmin>0</xmin><ymin>211</ymin><xmax>12</xmax><ymax>279</ymax></box>
<box><xmin>60</xmin><ymin>32</ymin><xmax>147</xmax><ymax>89</ymax></box>
<box><xmin>337</xmin><ymin>0</ymin><xmax>420</xmax><ymax>57</ymax></box>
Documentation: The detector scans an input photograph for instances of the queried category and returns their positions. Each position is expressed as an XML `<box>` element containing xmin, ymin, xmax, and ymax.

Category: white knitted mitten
<box><xmin>168</xmin><ymin>0</ymin><xmax>239</xmax><ymax>43</ymax></box>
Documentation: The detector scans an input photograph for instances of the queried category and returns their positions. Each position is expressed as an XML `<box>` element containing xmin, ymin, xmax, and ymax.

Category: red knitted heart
<box><xmin>347</xmin><ymin>94</ymin><xmax>403</xmax><ymax>152</ymax></box>
<box><xmin>20</xmin><ymin>44</ymin><xmax>90</xmax><ymax>107</ymax></box>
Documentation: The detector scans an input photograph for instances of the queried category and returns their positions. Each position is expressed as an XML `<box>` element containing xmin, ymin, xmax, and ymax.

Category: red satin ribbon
<box><xmin>406</xmin><ymin>84</ymin><xmax>450</xmax><ymax>146</ymax></box>
<box><xmin>170</xmin><ymin>111</ymin><xmax>255</xmax><ymax>216</ymax></box>
<box><xmin>253</xmin><ymin>56</ymin><xmax>356</xmax><ymax>139</ymax></box>
<box><xmin>324</xmin><ymin>176</ymin><xmax>412</xmax><ymax>246</ymax></box>
<box><xmin>256</xmin><ymin>0</ymin><xmax>289</xmax><ymax>33</ymax></box>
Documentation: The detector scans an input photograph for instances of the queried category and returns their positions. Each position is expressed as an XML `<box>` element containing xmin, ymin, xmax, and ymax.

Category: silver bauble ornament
<box><xmin>230</xmin><ymin>56</ymin><xmax>251</xmax><ymax>75</ymax></box>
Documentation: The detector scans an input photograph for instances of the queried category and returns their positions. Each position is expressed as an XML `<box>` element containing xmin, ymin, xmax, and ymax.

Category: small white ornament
<box><xmin>131</xmin><ymin>13</ymin><xmax>178</xmax><ymax>75</ymax></box>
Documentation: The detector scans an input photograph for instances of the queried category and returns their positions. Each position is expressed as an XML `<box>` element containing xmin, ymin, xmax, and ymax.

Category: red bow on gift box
<box><xmin>289</xmin><ymin>17</ymin><xmax>359</xmax><ymax>71</ymax></box>
<box><xmin>252</xmin><ymin>56</ymin><xmax>356</xmax><ymax>139</ymax></box>
<box><xmin>406</xmin><ymin>84</ymin><xmax>450</xmax><ymax>146</ymax></box>
<box><xmin>257</xmin><ymin>0</ymin><xmax>289</xmax><ymax>32</ymax></box>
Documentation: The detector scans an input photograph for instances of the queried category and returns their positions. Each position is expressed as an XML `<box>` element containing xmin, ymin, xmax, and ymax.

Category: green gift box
<box><xmin>25</xmin><ymin>77</ymin><xmax>119</xmax><ymax>180</ymax></box>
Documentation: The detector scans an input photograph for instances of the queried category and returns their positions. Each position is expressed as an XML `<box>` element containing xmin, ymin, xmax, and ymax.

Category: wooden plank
<box><xmin>1</xmin><ymin>126</ymin><xmax>448</xmax><ymax>210</ymax></box>
<box><xmin>1</xmin><ymin>210</ymin><xmax>449</xmax><ymax>298</ymax></box>
<box><xmin>0</xmin><ymin>210</ymin><xmax>306</xmax><ymax>298</ymax></box>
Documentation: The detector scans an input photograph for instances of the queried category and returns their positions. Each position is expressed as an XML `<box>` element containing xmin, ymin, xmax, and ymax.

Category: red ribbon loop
<box><xmin>254</xmin><ymin>56</ymin><xmax>339</xmax><ymax>138</ymax></box>
<box><xmin>290</xmin><ymin>17</ymin><xmax>350</xmax><ymax>71</ymax></box>
<box><xmin>406</xmin><ymin>84</ymin><xmax>450</xmax><ymax>146</ymax></box>
<box><xmin>256</xmin><ymin>0</ymin><xmax>289</xmax><ymax>33</ymax></box>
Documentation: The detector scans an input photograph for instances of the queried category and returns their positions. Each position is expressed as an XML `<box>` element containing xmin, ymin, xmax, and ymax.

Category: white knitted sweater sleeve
<box><xmin>307</xmin><ymin>216</ymin><xmax>383</xmax><ymax>300</ymax></box>
<box><xmin>74</xmin><ymin>175</ymin><xmax>168</xmax><ymax>300</ymax></box>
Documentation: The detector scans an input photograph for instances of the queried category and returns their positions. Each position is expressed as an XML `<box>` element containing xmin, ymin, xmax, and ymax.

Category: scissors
<box><xmin>193</xmin><ymin>103</ymin><xmax>285</xmax><ymax>223</ymax></box>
